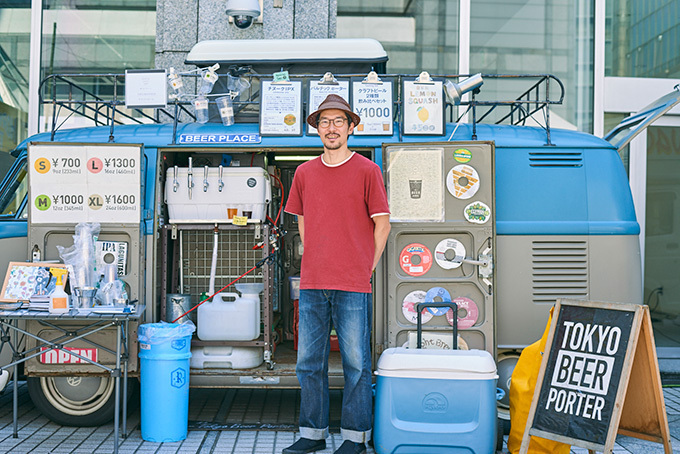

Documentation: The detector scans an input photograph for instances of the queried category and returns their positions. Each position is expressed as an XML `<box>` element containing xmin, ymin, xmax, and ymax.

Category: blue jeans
<box><xmin>296</xmin><ymin>289</ymin><xmax>373</xmax><ymax>443</ymax></box>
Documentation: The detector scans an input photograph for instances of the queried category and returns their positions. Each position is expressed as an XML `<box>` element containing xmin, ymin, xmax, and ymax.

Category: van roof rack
<box><xmin>39</xmin><ymin>72</ymin><xmax>564</xmax><ymax>144</ymax></box>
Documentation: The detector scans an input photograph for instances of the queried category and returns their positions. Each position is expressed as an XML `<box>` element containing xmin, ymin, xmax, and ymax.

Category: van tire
<box><xmin>27</xmin><ymin>376</ymin><xmax>137</xmax><ymax>427</ymax></box>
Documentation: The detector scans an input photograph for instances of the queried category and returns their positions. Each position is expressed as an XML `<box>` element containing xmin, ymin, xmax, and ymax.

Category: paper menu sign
<box><xmin>307</xmin><ymin>80</ymin><xmax>350</xmax><ymax>135</ymax></box>
<box><xmin>352</xmin><ymin>81</ymin><xmax>393</xmax><ymax>135</ymax></box>
<box><xmin>260</xmin><ymin>80</ymin><xmax>303</xmax><ymax>136</ymax></box>
<box><xmin>28</xmin><ymin>144</ymin><xmax>142</xmax><ymax>225</ymax></box>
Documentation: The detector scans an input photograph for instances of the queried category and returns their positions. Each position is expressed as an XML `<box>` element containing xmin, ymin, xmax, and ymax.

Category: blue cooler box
<box><xmin>374</xmin><ymin>348</ymin><xmax>498</xmax><ymax>454</ymax></box>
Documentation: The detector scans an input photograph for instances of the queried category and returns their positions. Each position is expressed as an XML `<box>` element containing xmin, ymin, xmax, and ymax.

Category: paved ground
<box><xmin>0</xmin><ymin>382</ymin><xmax>678</xmax><ymax>453</ymax></box>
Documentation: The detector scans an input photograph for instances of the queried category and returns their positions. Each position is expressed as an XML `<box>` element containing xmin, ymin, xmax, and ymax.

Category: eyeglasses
<box><xmin>317</xmin><ymin>117</ymin><xmax>348</xmax><ymax>128</ymax></box>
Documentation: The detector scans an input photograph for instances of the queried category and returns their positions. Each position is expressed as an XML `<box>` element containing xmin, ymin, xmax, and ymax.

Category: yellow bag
<box><xmin>507</xmin><ymin>306</ymin><xmax>571</xmax><ymax>454</ymax></box>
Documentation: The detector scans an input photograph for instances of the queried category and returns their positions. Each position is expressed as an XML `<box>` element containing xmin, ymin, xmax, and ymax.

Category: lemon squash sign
<box><xmin>402</xmin><ymin>74</ymin><xmax>444</xmax><ymax>135</ymax></box>
<box><xmin>520</xmin><ymin>299</ymin><xmax>672</xmax><ymax>454</ymax></box>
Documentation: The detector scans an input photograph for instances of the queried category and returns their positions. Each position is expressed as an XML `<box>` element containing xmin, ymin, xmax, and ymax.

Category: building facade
<box><xmin>1</xmin><ymin>0</ymin><xmax>679</xmax><ymax>360</ymax></box>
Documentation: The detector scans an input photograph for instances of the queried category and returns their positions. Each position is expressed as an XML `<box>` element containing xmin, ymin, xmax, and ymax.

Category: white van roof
<box><xmin>185</xmin><ymin>39</ymin><xmax>388</xmax><ymax>67</ymax></box>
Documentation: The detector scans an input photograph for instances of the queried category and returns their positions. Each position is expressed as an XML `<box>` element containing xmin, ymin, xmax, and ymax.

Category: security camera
<box><xmin>226</xmin><ymin>0</ymin><xmax>261</xmax><ymax>30</ymax></box>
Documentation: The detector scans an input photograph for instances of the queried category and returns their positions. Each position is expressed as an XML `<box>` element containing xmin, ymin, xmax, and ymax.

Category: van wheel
<box><xmin>27</xmin><ymin>376</ymin><xmax>136</xmax><ymax>427</ymax></box>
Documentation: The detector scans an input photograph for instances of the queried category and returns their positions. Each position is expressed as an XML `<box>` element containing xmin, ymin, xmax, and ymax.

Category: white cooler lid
<box><xmin>376</xmin><ymin>347</ymin><xmax>497</xmax><ymax>380</ymax></box>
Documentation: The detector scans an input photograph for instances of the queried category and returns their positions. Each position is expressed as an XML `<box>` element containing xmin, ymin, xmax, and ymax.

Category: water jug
<box><xmin>197</xmin><ymin>292</ymin><xmax>259</xmax><ymax>341</ymax></box>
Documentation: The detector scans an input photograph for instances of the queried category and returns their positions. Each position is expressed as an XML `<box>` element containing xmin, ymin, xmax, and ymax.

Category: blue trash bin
<box><xmin>138</xmin><ymin>321</ymin><xmax>196</xmax><ymax>442</ymax></box>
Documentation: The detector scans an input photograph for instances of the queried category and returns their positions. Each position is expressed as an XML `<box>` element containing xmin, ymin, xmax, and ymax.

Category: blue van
<box><xmin>0</xmin><ymin>39</ymin><xmax>673</xmax><ymax>430</ymax></box>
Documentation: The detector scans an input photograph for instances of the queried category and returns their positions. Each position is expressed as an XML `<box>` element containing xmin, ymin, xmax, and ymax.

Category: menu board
<box><xmin>402</xmin><ymin>80</ymin><xmax>444</xmax><ymax>135</ymax></box>
<box><xmin>260</xmin><ymin>80</ymin><xmax>303</xmax><ymax>136</ymax></box>
<box><xmin>352</xmin><ymin>80</ymin><xmax>393</xmax><ymax>135</ymax></box>
<box><xmin>28</xmin><ymin>143</ymin><xmax>142</xmax><ymax>225</ymax></box>
<box><xmin>307</xmin><ymin>80</ymin><xmax>350</xmax><ymax>135</ymax></box>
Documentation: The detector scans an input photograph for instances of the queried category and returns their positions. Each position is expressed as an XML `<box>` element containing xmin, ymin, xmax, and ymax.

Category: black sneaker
<box><xmin>334</xmin><ymin>440</ymin><xmax>366</xmax><ymax>454</ymax></box>
<box><xmin>282</xmin><ymin>437</ymin><xmax>327</xmax><ymax>454</ymax></box>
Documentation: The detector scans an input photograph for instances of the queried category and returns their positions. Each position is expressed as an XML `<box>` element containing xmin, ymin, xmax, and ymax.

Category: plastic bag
<box><xmin>96</xmin><ymin>280</ymin><xmax>127</xmax><ymax>306</ymax></box>
<box><xmin>56</xmin><ymin>222</ymin><xmax>100</xmax><ymax>290</ymax></box>
<box><xmin>507</xmin><ymin>306</ymin><xmax>571</xmax><ymax>454</ymax></box>
<box><xmin>138</xmin><ymin>321</ymin><xmax>196</xmax><ymax>345</ymax></box>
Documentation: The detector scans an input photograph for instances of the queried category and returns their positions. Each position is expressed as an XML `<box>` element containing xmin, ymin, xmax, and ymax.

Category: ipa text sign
<box><xmin>520</xmin><ymin>299</ymin><xmax>672</xmax><ymax>454</ymax></box>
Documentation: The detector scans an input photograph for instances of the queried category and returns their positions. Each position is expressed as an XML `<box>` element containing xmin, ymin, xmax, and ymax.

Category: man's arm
<box><xmin>371</xmin><ymin>214</ymin><xmax>390</xmax><ymax>271</ymax></box>
<box><xmin>297</xmin><ymin>215</ymin><xmax>304</xmax><ymax>245</ymax></box>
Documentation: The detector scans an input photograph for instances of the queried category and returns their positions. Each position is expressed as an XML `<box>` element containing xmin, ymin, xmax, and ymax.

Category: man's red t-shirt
<box><xmin>284</xmin><ymin>152</ymin><xmax>390</xmax><ymax>293</ymax></box>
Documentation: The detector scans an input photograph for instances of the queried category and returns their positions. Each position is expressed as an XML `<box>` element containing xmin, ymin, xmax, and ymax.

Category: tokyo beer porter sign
<box><xmin>521</xmin><ymin>299</ymin><xmax>672</xmax><ymax>454</ymax></box>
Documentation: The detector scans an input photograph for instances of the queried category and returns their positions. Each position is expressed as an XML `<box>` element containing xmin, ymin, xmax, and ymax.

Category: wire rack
<box><xmin>179</xmin><ymin>229</ymin><xmax>264</xmax><ymax>296</ymax></box>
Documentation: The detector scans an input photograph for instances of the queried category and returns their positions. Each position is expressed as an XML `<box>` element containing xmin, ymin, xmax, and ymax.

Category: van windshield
<box><xmin>0</xmin><ymin>161</ymin><xmax>28</xmax><ymax>218</ymax></box>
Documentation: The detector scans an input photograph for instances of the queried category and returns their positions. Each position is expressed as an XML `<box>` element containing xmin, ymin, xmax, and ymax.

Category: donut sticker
<box><xmin>464</xmin><ymin>201</ymin><xmax>491</xmax><ymax>224</ymax></box>
<box><xmin>446</xmin><ymin>297</ymin><xmax>479</xmax><ymax>329</ymax></box>
<box><xmin>399</xmin><ymin>243</ymin><xmax>433</xmax><ymax>277</ymax></box>
<box><xmin>401</xmin><ymin>290</ymin><xmax>433</xmax><ymax>324</ymax></box>
<box><xmin>446</xmin><ymin>164</ymin><xmax>480</xmax><ymax>199</ymax></box>
<box><xmin>434</xmin><ymin>238</ymin><xmax>466</xmax><ymax>270</ymax></box>
<box><xmin>424</xmin><ymin>287</ymin><xmax>452</xmax><ymax>316</ymax></box>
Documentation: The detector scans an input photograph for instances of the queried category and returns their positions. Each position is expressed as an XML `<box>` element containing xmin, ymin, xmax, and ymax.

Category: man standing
<box><xmin>283</xmin><ymin>94</ymin><xmax>390</xmax><ymax>454</ymax></box>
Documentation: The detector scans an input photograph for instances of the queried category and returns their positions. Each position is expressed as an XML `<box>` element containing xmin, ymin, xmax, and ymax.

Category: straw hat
<box><xmin>306</xmin><ymin>94</ymin><xmax>361</xmax><ymax>128</ymax></box>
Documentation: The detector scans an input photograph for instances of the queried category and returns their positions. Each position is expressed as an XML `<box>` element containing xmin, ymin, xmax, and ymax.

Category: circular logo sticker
<box><xmin>247</xmin><ymin>177</ymin><xmax>257</xmax><ymax>188</ymax></box>
<box><xmin>446</xmin><ymin>297</ymin><xmax>480</xmax><ymax>329</ymax></box>
<box><xmin>34</xmin><ymin>195</ymin><xmax>51</xmax><ymax>211</ymax></box>
<box><xmin>424</xmin><ymin>287</ymin><xmax>452</xmax><ymax>316</ymax></box>
<box><xmin>399</xmin><ymin>243</ymin><xmax>433</xmax><ymax>277</ymax></box>
<box><xmin>401</xmin><ymin>290</ymin><xmax>433</xmax><ymax>324</ymax></box>
<box><xmin>464</xmin><ymin>201</ymin><xmax>491</xmax><ymax>224</ymax></box>
<box><xmin>434</xmin><ymin>238</ymin><xmax>467</xmax><ymax>270</ymax></box>
<box><xmin>34</xmin><ymin>158</ymin><xmax>50</xmax><ymax>174</ymax></box>
<box><xmin>446</xmin><ymin>164</ymin><xmax>480</xmax><ymax>199</ymax></box>
<box><xmin>453</xmin><ymin>148</ymin><xmax>472</xmax><ymax>163</ymax></box>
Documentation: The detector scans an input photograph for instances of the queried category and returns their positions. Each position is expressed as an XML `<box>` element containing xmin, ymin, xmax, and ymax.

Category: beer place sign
<box><xmin>520</xmin><ymin>299</ymin><xmax>672</xmax><ymax>454</ymax></box>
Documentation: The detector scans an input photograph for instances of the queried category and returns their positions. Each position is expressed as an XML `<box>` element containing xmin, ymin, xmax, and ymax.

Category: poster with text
<box><xmin>28</xmin><ymin>144</ymin><xmax>142</xmax><ymax>224</ymax></box>
<box><xmin>402</xmin><ymin>80</ymin><xmax>444</xmax><ymax>135</ymax></box>
<box><xmin>352</xmin><ymin>81</ymin><xmax>393</xmax><ymax>135</ymax></box>
<box><xmin>260</xmin><ymin>80</ymin><xmax>303</xmax><ymax>136</ymax></box>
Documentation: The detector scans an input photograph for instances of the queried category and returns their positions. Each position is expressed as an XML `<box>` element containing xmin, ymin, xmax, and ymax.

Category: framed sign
<box><xmin>307</xmin><ymin>79</ymin><xmax>350</xmax><ymax>135</ymax></box>
<box><xmin>521</xmin><ymin>299</ymin><xmax>672</xmax><ymax>454</ymax></box>
<box><xmin>1</xmin><ymin>262</ymin><xmax>68</xmax><ymax>302</ymax></box>
<box><xmin>260</xmin><ymin>80</ymin><xmax>303</xmax><ymax>136</ymax></box>
<box><xmin>125</xmin><ymin>69</ymin><xmax>167</xmax><ymax>109</ymax></box>
<box><xmin>28</xmin><ymin>143</ymin><xmax>142</xmax><ymax>225</ymax></box>
<box><xmin>402</xmin><ymin>78</ymin><xmax>444</xmax><ymax>135</ymax></box>
<box><xmin>352</xmin><ymin>79</ymin><xmax>393</xmax><ymax>135</ymax></box>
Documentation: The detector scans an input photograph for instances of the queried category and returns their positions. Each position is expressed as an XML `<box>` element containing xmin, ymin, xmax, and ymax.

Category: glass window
<box><xmin>0</xmin><ymin>159</ymin><xmax>27</xmax><ymax>218</ymax></box>
<box><xmin>39</xmin><ymin>0</ymin><xmax>156</xmax><ymax>131</ymax></box>
<box><xmin>606</xmin><ymin>0</ymin><xmax>680</xmax><ymax>78</ymax></box>
<box><xmin>337</xmin><ymin>0</ymin><xmax>459</xmax><ymax>75</ymax></box>
<box><xmin>644</xmin><ymin>126</ymin><xmax>680</xmax><ymax>348</ymax></box>
<box><xmin>470</xmin><ymin>0</ymin><xmax>594</xmax><ymax>133</ymax></box>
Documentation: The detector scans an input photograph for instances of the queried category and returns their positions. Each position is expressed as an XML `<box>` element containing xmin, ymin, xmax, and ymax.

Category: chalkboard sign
<box><xmin>520</xmin><ymin>299</ymin><xmax>672</xmax><ymax>454</ymax></box>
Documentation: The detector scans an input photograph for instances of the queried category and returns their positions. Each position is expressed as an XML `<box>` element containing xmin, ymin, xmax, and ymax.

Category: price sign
<box><xmin>28</xmin><ymin>143</ymin><xmax>142</xmax><ymax>225</ymax></box>
<box><xmin>402</xmin><ymin>80</ymin><xmax>444</xmax><ymax>135</ymax></box>
<box><xmin>260</xmin><ymin>80</ymin><xmax>303</xmax><ymax>136</ymax></box>
<box><xmin>307</xmin><ymin>80</ymin><xmax>350</xmax><ymax>135</ymax></box>
<box><xmin>352</xmin><ymin>81</ymin><xmax>393</xmax><ymax>135</ymax></box>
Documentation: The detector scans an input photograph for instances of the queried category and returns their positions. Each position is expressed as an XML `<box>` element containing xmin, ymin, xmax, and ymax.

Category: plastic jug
<box><xmin>197</xmin><ymin>292</ymin><xmax>260</xmax><ymax>341</ymax></box>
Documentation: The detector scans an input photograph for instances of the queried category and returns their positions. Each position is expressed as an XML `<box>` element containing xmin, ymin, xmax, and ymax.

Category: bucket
<box><xmin>165</xmin><ymin>294</ymin><xmax>196</xmax><ymax>324</ymax></box>
<box><xmin>138</xmin><ymin>322</ymin><xmax>195</xmax><ymax>442</ymax></box>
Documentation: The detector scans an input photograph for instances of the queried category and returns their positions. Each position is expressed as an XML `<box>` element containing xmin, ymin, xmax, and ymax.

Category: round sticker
<box><xmin>453</xmin><ymin>148</ymin><xmax>472</xmax><ymax>163</ymax></box>
<box><xmin>247</xmin><ymin>177</ymin><xmax>257</xmax><ymax>188</ymax></box>
<box><xmin>446</xmin><ymin>164</ymin><xmax>480</xmax><ymax>199</ymax></box>
<box><xmin>401</xmin><ymin>290</ymin><xmax>433</xmax><ymax>324</ymax></box>
<box><xmin>424</xmin><ymin>287</ymin><xmax>452</xmax><ymax>316</ymax></box>
<box><xmin>34</xmin><ymin>158</ymin><xmax>50</xmax><ymax>174</ymax></box>
<box><xmin>464</xmin><ymin>201</ymin><xmax>491</xmax><ymax>224</ymax></box>
<box><xmin>446</xmin><ymin>297</ymin><xmax>479</xmax><ymax>329</ymax></box>
<box><xmin>399</xmin><ymin>243</ymin><xmax>433</xmax><ymax>277</ymax></box>
<box><xmin>434</xmin><ymin>238</ymin><xmax>466</xmax><ymax>270</ymax></box>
